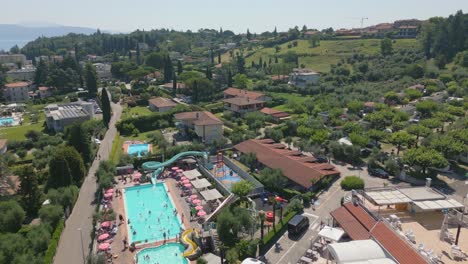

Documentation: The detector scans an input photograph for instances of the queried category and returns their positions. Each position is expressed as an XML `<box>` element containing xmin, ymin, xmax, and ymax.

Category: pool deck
<box><xmin>109</xmin><ymin>176</ymin><xmax>197</xmax><ymax>264</ymax></box>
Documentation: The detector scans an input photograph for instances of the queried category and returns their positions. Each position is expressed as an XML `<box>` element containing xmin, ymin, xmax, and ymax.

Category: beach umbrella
<box><xmin>184</xmin><ymin>183</ymin><xmax>192</xmax><ymax>188</ymax></box>
<box><xmin>133</xmin><ymin>171</ymin><xmax>142</xmax><ymax>177</ymax></box>
<box><xmin>105</xmin><ymin>188</ymin><xmax>114</xmax><ymax>193</ymax></box>
<box><xmin>197</xmin><ymin>210</ymin><xmax>207</xmax><ymax>217</ymax></box>
<box><xmin>180</xmin><ymin>176</ymin><xmax>188</xmax><ymax>181</ymax></box>
<box><xmin>195</xmin><ymin>205</ymin><xmax>204</xmax><ymax>211</ymax></box>
<box><xmin>100</xmin><ymin>221</ymin><xmax>111</xmax><ymax>228</ymax></box>
<box><xmin>182</xmin><ymin>179</ymin><xmax>190</xmax><ymax>184</ymax></box>
<box><xmin>190</xmin><ymin>194</ymin><xmax>198</xmax><ymax>199</ymax></box>
<box><xmin>98</xmin><ymin>233</ymin><xmax>109</xmax><ymax>241</ymax></box>
<box><xmin>104</xmin><ymin>193</ymin><xmax>113</xmax><ymax>199</ymax></box>
<box><xmin>172</xmin><ymin>167</ymin><xmax>179</xmax><ymax>171</ymax></box>
<box><xmin>192</xmin><ymin>199</ymin><xmax>201</xmax><ymax>205</ymax></box>
<box><xmin>98</xmin><ymin>242</ymin><xmax>110</xmax><ymax>251</ymax></box>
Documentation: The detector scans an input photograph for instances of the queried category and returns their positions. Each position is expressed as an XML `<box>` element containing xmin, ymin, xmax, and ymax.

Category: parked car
<box><xmin>287</xmin><ymin>215</ymin><xmax>309</xmax><ymax>235</ymax></box>
<box><xmin>360</xmin><ymin>148</ymin><xmax>372</xmax><ymax>157</ymax></box>
<box><xmin>368</xmin><ymin>167</ymin><xmax>389</xmax><ymax>178</ymax></box>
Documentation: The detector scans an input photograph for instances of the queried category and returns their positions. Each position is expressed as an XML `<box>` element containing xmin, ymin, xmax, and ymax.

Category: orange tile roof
<box><xmin>223</xmin><ymin>97</ymin><xmax>264</xmax><ymax>106</ymax></box>
<box><xmin>223</xmin><ymin>87</ymin><xmax>265</xmax><ymax>100</ymax></box>
<box><xmin>174</xmin><ymin>111</ymin><xmax>222</xmax><ymax>126</ymax></box>
<box><xmin>148</xmin><ymin>97</ymin><xmax>177</xmax><ymax>108</ymax></box>
<box><xmin>330</xmin><ymin>206</ymin><xmax>371</xmax><ymax>240</ymax></box>
<box><xmin>234</xmin><ymin>139</ymin><xmax>339</xmax><ymax>188</ymax></box>
<box><xmin>5</xmin><ymin>82</ymin><xmax>29</xmax><ymax>88</ymax></box>
<box><xmin>344</xmin><ymin>202</ymin><xmax>377</xmax><ymax>230</ymax></box>
<box><xmin>260</xmin><ymin>107</ymin><xmax>290</xmax><ymax>118</ymax></box>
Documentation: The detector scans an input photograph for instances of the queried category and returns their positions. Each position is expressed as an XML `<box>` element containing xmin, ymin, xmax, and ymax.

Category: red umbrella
<box><xmin>172</xmin><ymin>167</ymin><xmax>179</xmax><ymax>171</ymax></box>
<box><xmin>197</xmin><ymin>210</ymin><xmax>207</xmax><ymax>217</ymax></box>
<box><xmin>190</xmin><ymin>194</ymin><xmax>198</xmax><ymax>199</ymax></box>
<box><xmin>98</xmin><ymin>242</ymin><xmax>110</xmax><ymax>251</ymax></box>
<box><xmin>98</xmin><ymin>233</ymin><xmax>109</xmax><ymax>241</ymax></box>
<box><xmin>195</xmin><ymin>205</ymin><xmax>204</xmax><ymax>211</ymax></box>
<box><xmin>192</xmin><ymin>199</ymin><xmax>201</xmax><ymax>205</ymax></box>
<box><xmin>104</xmin><ymin>193</ymin><xmax>113</xmax><ymax>199</ymax></box>
<box><xmin>184</xmin><ymin>183</ymin><xmax>192</xmax><ymax>188</ymax></box>
<box><xmin>100</xmin><ymin>221</ymin><xmax>111</xmax><ymax>228</ymax></box>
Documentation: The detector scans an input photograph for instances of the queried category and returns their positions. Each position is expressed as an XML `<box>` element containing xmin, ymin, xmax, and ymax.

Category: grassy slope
<box><xmin>0</xmin><ymin>104</ymin><xmax>47</xmax><ymax>141</ymax></box>
<box><xmin>222</xmin><ymin>39</ymin><xmax>418</xmax><ymax>72</ymax></box>
<box><xmin>121</xmin><ymin>105</ymin><xmax>153</xmax><ymax>119</ymax></box>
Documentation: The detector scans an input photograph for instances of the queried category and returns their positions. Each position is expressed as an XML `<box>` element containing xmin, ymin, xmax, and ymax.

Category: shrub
<box><xmin>39</xmin><ymin>204</ymin><xmax>64</xmax><ymax>228</ymax></box>
<box><xmin>0</xmin><ymin>200</ymin><xmax>26</xmax><ymax>233</ymax></box>
<box><xmin>261</xmin><ymin>211</ymin><xmax>296</xmax><ymax>250</ymax></box>
<box><xmin>340</xmin><ymin>176</ymin><xmax>365</xmax><ymax>190</ymax></box>
<box><xmin>43</xmin><ymin>219</ymin><xmax>64</xmax><ymax>264</ymax></box>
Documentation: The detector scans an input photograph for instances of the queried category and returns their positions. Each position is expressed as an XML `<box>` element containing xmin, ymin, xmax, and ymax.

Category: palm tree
<box><xmin>269</xmin><ymin>197</ymin><xmax>277</xmax><ymax>231</ymax></box>
<box><xmin>258</xmin><ymin>210</ymin><xmax>266</xmax><ymax>241</ymax></box>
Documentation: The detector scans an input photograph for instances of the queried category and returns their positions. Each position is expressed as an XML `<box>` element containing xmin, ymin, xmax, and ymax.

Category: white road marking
<box><xmin>310</xmin><ymin>223</ymin><xmax>319</xmax><ymax>230</ymax></box>
<box><xmin>303</xmin><ymin>212</ymin><xmax>319</xmax><ymax>219</ymax></box>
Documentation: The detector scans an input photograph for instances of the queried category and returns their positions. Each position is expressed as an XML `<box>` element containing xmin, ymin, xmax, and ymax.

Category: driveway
<box><xmin>54</xmin><ymin>102</ymin><xmax>122</xmax><ymax>264</ymax></box>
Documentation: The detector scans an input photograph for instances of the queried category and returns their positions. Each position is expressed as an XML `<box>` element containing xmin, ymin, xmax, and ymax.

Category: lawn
<box><xmin>0</xmin><ymin>103</ymin><xmax>47</xmax><ymax>141</ymax></box>
<box><xmin>222</xmin><ymin>38</ymin><xmax>418</xmax><ymax>72</ymax></box>
<box><xmin>121</xmin><ymin>105</ymin><xmax>153</xmax><ymax>119</ymax></box>
<box><xmin>269</xmin><ymin>92</ymin><xmax>312</xmax><ymax>112</ymax></box>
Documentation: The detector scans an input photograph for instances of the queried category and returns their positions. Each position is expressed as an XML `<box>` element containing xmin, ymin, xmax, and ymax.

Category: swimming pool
<box><xmin>0</xmin><ymin>117</ymin><xmax>15</xmax><ymax>126</ymax></box>
<box><xmin>127</xmin><ymin>144</ymin><xmax>149</xmax><ymax>157</ymax></box>
<box><xmin>124</xmin><ymin>183</ymin><xmax>182</xmax><ymax>244</ymax></box>
<box><xmin>136</xmin><ymin>243</ymin><xmax>188</xmax><ymax>264</ymax></box>
<box><xmin>213</xmin><ymin>163</ymin><xmax>241</xmax><ymax>190</ymax></box>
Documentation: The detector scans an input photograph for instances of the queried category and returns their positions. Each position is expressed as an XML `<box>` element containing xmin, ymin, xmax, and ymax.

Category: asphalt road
<box><xmin>54</xmin><ymin>102</ymin><xmax>122</xmax><ymax>264</ymax></box>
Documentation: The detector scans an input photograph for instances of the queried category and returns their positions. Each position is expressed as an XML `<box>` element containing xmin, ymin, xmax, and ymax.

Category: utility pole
<box><xmin>361</xmin><ymin>17</ymin><xmax>369</xmax><ymax>28</ymax></box>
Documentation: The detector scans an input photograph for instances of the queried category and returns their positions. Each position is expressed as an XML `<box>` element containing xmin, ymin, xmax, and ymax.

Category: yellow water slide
<box><xmin>181</xmin><ymin>228</ymin><xmax>198</xmax><ymax>257</ymax></box>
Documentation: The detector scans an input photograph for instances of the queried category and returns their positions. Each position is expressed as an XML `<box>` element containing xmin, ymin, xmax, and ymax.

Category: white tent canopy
<box><xmin>413</xmin><ymin>199</ymin><xmax>463</xmax><ymax>211</ymax></box>
<box><xmin>318</xmin><ymin>226</ymin><xmax>345</xmax><ymax>242</ymax></box>
<box><xmin>191</xmin><ymin>178</ymin><xmax>211</xmax><ymax>190</ymax></box>
<box><xmin>183</xmin><ymin>169</ymin><xmax>202</xmax><ymax>180</ymax></box>
<box><xmin>327</xmin><ymin>240</ymin><xmax>395</xmax><ymax>264</ymax></box>
<box><xmin>200</xmin><ymin>189</ymin><xmax>223</xmax><ymax>201</ymax></box>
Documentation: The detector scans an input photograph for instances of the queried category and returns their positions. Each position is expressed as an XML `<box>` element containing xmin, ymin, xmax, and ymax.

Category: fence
<box><xmin>197</xmin><ymin>159</ymin><xmax>231</xmax><ymax>196</ymax></box>
<box><xmin>222</xmin><ymin>157</ymin><xmax>264</xmax><ymax>196</ymax></box>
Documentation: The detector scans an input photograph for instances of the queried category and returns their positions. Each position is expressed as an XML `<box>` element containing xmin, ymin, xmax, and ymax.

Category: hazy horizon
<box><xmin>1</xmin><ymin>0</ymin><xmax>467</xmax><ymax>34</ymax></box>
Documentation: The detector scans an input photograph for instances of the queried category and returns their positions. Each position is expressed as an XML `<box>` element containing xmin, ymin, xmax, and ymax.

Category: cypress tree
<box><xmin>259</xmin><ymin>57</ymin><xmax>263</xmax><ymax>68</ymax></box>
<box><xmin>177</xmin><ymin>60</ymin><xmax>183</xmax><ymax>74</ymax></box>
<box><xmin>227</xmin><ymin>70</ymin><xmax>233</xmax><ymax>87</ymax></box>
<box><xmin>136</xmin><ymin>43</ymin><xmax>141</xmax><ymax>65</ymax></box>
<box><xmin>269</xmin><ymin>57</ymin><xmax>272</xmax><ymax>65</ymax></box>
<box><xmin>172</xmin><ymin>73</ymin><xmax>177</xmax><ymax>95</ymax></box>
<box><xmin>84</xmin><ymin>62</ymin><xmax>98</xmax><ymax>98</ymax></box>
<box><xmin>101</xmin><ymin>87</ymin><xmax>111</xmax><ymax>127</ymax></box>
<box><xmin>218</xmin><ymin>51</ymin><xmax>221</xmax><ymax>64</ymax></box>
<box><xmin>65</xmin><ymin>123</ymin><xmax>92</xmax><ymax>165</ymax></box>
<box><xmin>210</xmin><ymin>49</ymin><xmax>215</xmax><ymax>64</ymax></box>
<box><xmin>273</xmin><ymin>26</ymin><xmax>278</xmax><ymax>38</ymax></box>
<box><xmin>263</xmin><ymin>61</ymin><xmax>267</xmax><ymax>68</ymax></box>
<box><xmin>164</xmin><ymin>55</ymin><xmax>173</xmax><ymax>82</ymax></box>
<box><xmin>275</xmin><ymin>56</ymin><xmax>279</xmax><ymax>63</ymax></box>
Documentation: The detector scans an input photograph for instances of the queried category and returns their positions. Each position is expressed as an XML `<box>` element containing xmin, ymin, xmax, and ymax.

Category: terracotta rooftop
<box><xmin>344</xmin><ymin>202</ymin><xmax>377</xmax><ymax>230</ymax></box>
<box><xmin>174</xmin><ymin>111</ymin><xmax>222</xmax><ymax>126</ymax></box>
<box><xmin>223</xmin><ymin>97</ymin><xmax>264</xmax><ymax>106</ymax></box>
<box><xmin>364</xmin><ymin>101</ymin><xmax>375</xmax><ymax>107</ymax></box>
<box><xmin>161</xmin><ymin>82</ymin><xmax>186</xmax><ymax>89</ymax></box>
<box><xmin>223</xmin><ymin>87</ymin><xmax>265</xmax><ymax>100</ymax></box>
<box><xmin>234</xmin><ymin>139</ymin><xmax>339</xmax><ymax>188</ymax></box>
<box><xmin>260</xmin><ymin>107</ymin><xmax>290</xmax><ymax>119</ymax></box>
<box><xmin>4</xmin><ymin>82</ymin><xmax>29</xmax><ymax>88</ymax></box>
<box><xmin>330</xmin><ymin>206</ymin><xmax>371</xmax><ymax>240</ymax></box>
<box><xmin>38</xmin><ymin>86</ymin><xmax>49</xmax><ymax>91</ymax></box>
<box><xmin>148</xmin><ymin>97</ymin><xmax>177</xmax><ymax>108</ymax></box>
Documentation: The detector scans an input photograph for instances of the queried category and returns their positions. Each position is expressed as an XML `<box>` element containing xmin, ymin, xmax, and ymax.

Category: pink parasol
<box><xmin>100</xmin><ymin>221</ymin><xmax>111</xmax><ymax>228</ymax></box>
<box><xmin>98</xmin><ymin>233</ymin><xmax>109</xmax><ymax>241</ymax></box>
<box><xmin>177</xmin><ymin>169</ymin><xmax>184</xmax><ymax>173</ymax></box>
<box><xmin>192</xmin><ymin>199</ymin><xmax>201</xmax><ymax>205</ymax></box>
<box><xmin>190</xmin><ymin>194</ymin><xmax>198</xmax><ymax>199</ymax></box>
<box><xmin>98</xmin><ymin>242</ymin><xmax>110</xmax><ymax>251</ymax></box>
<box><xmin>132</xmin><ymin>171</ymin><xmax>142</xmax><ymax>177</ymax></box>
<box><xmin>180</xmin><ymin>177</ymin><xmax>188</xmax><ymax>181</ymax></box>
<box><xmin>171</xmin><ymin>167</ymin><xmax>179</xmax><ymax>171</ymax></box>
<box><xmin>197</xmin><ymin>210</ymin><xmax>207</xmax><ymax>217</ymax></box>
<box><xmin>184</xmin><ymin>183</ymin><xmax>192</xmax><ymax>188</ymax></box>
<box><xmin>195</xmin><ymin>205</ymin><xmax>204</xmax><ymax>211</ymax></box>
<box><xmin>104</xmin><ymin>193</ymin><xmax>113</xmax><ymax>199</ymax></box>
<box><xmin>182</xmin><ymin>179</ymin><xmax>190</xmax><ymax>184</ymax></box>
<box><xmin>105</xmin><ymin>188</ymin><xmax>114</xmax><ymax>193</ymax></box>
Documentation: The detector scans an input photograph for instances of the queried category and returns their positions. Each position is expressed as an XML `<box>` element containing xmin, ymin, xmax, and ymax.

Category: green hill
<box><xmin>222</xmin><ymin>38</ymin><xmax>419</xmax><ymax>72</ymax></box>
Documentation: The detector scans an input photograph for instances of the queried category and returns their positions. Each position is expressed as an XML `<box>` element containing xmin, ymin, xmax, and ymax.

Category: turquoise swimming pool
<box><xmin>127</xmin><ymin>143</ymin><xmax>149</xmax><ymax>157</ymax></box>
<box><xmin>0</xmin><ymin>117</ymin><xmax>15</xmax><ymax>126</ymax></box>
<box><xmin>124</xmin><ymin>183</ymin><xmax>182</xmax><ymax>244</ymax></box>
<box><xmin>136</xmin><ymin>243</ymin><xmax>188</xmax><ymax>264</ymax></box>
<box><xmin>214</xmin><ymin>163</ymin><xmax>241</xmax><ymax>190</ymax></box>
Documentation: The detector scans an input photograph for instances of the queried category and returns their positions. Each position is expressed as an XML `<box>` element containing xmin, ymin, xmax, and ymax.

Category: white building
<box><xmin>3</xmin><ymin>82</ymin><xmax>31</xmax><ymax>102</ymax></box>
<box><xmin>288</xmin><ymin>68</ymin><xmax>320</xmax><ymax>88</ymax></box>
<box><xmin>44</xmin><ymin>102</ymin><xmax>94</xmax><ymax>132</ymax></box>
<box><xmin>0</xmin><ymin>54</ymin><xmax>26</xmax><ymax>65</ymax></box>
<box><xmin>6</xmin><ymin>67</ymin><xmax>36</xmax><ymax>81</ymax></box>
<box><xmin>93</xmin><ymin>63</ymin><xmax>112</xmax><ymax>80</ymax></box>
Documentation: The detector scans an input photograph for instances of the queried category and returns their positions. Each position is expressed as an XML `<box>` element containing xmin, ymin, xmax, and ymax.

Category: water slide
<box><xmin>181</xmin><ymin>228</ymin><xmax>198</xmax><ymax>258</ymax></box>
<box><xmin>142</xmin><ymin>151</ymin><xmax>208</xmax><ymax>184</ymax></box>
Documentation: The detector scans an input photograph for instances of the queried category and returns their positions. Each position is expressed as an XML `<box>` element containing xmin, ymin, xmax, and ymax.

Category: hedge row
<box><xmin>44</xmin><ymin>219</ymin><xmax>65</xmax><ymax>264</ymax></box>
<box><xmin>260</xmin><ymin>211</ymin><xmax>297</xmax><ymax>252</ymax></box>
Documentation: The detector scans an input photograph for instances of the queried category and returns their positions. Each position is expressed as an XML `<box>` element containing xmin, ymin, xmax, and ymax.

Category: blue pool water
<box><xmin>127</xmin><ymin>144</ymin><xmax>149</xmax><ymax>157</ymax></box>
<box><xmin>0</xmin><ymin>117</ymin><xmax>15</xmax><ymax>126</ymax></box>
<box><xmin>214</xmin><ymin>163</ymin><xmax>241</xmax><ymax>190</ymax></box>
<box><xmin>124</xmin><ymin>183</ymin><xmax>182</xmax><ymax>244</ymax></box>
<box><xmin>136</xmin><ymin>243</ymin><xmax>188</xmax><ymax>264</ymax></box>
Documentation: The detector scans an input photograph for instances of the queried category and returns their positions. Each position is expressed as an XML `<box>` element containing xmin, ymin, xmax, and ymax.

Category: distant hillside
<box><xmin>221</xmin><ymin>39</ymin><xmax>419</xmax><ymax>72</ymax></box>
<box><xmin>0</xmin><ymin>24</ymin><xmax>97</xmax><ymax>50</ymax></box>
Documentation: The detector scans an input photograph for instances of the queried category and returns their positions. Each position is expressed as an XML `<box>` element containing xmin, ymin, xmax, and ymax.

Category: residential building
<box><xmin>223</xmin><ymin>87</ymin><xmax>269</xmax><ymax>101</ymax></box>
<box><xmin>37</xmin><ymin>86</ymin><xmax>52</xmax><ymax>98</ymax></box>
<box><xmin>223</xmin><ymin>97</ymin><xmax>265</xmax><ymax>116</ymax></box>
<box><xmin>6</xmin><ymin>67</ymin><xmax>36</xmax><ymax>81</ymax></box>
<box><xmin>288</xmin><ymin>68</ymin><xmax>320</xmax><ymax>88</ymax></box>
<box><xmin>0</xmin><ymin>139</ymin><xmax>7</xmax><ymax>154</ymax></box>
<box><xmin>234</xmin><ymin>139</ymin><xmax>340</xmax><ymax>190</ymax></box>
<box><xmin>44</xmin><ymin>102</ymin><xmax>94</xmax><ymax>132</ymax></box>
<box><xmin>363</xmin><ymin>101</ymin><xmax>376</xmax><ymax>113</ymax></box>
<box><xmin>174</xmin><ymin>111</ymin><xmax>223</xmax><ymax>144</ymax></box>
<box><xmin>160</xmin><ymin>82</ymin><xmax>186</xmax><ymax>93</ymax></box>
<box><xmin>93</xmin><ymin>63</ymin><xmax>112</xmax><ymax>79</ymax></box>
<box><xmin>3</xmin><ymin>82</ymin><xmax>31</xmax><ymax>102</ymax></box>
<box><xmin>260</xmin><ymin>107</ymin><xmax>290</xmax><ymax>122</ymax></box>
<box><xmin>0</xmin><ymin>54</ymin><xmax>26</xmax><ymax>65</ymax></box>
<box><xmin>148</xmin><ymin>97</ymin><xmax>177</xmax><ymax>112</ymax></box>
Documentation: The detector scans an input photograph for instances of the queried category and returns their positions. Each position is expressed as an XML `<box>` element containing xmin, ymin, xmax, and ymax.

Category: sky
<box><xmin>2</xmin><ymin>0</ymin><xmax>468</xmax><ymax>33</ymax></box>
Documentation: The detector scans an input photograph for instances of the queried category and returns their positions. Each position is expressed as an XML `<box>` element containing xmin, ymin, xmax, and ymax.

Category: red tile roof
<box><xmin>161</xmin><ymin>82</ymin><xmax>186</xmax><ymax>89</ymax></box>
<box><xmin>38</xmin><ymin>86</ymin><xmax>49</xmax><ymax>91</ymax></box>
<box><xmin>330</xmin><ymin>207</ymin><xmax>371</xmax><ymax>240</ymax></box>
<box><xmin>174</xmin><ymin>111</ymin><xmax>222</xmax><ymax>126</ymax></box>
<box><xmin>5</xmin><ymin>82</ymin><xmax>29</xmax><ymax>88</ymax></box>
<box><xmin>371</xmin><ymin>222</ymin><xmax>428</xmax><ymax>264</ymax></box>
<box><xmin>148</xmin><ymin>97</ymin><xmax>177</xmax><ymax>108</ymax></box>
<box><xmin>260</xmin><ymin>107</ymin><xmax>290</xmax><ymax>119</ymax></box>
<box><xmin>344</xmin><ymin>202</ymin><xmax>377</xmax><ymax>230</ymax></box>
<box><xmin>234</xmin><ymin>139</ymin><xmax>339</xmax><ymax>188</ymax></box>
<box><xmin>223</xmin><ymin>97</ymin><xmax>264</xmax><ymax>106</ymax></box>
<box><xmin>223</xmin><ymin>87</ymin><xmax>265</xmax><ymax>100</ymax></box>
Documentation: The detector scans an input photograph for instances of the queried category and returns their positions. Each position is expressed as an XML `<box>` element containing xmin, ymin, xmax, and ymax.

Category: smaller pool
<box><xmin>127</xmin><ymin>144</ymin><xmax>149</xmax><ymax>157</ymax></box>
<box><xmin>214</xmin><ymin>163</ymin><xmax>241</xmax><ymax>190</ymax></box>
<box><xmin>0</xmin><ymin>117</ymin><xmax>15</xmax><ymax>126</ymax></box>
<box><xmin>136</xmin><ymin>243</ymin><xmax>188</xmax><ymax>264</ymax></box>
